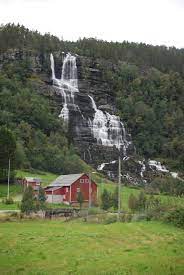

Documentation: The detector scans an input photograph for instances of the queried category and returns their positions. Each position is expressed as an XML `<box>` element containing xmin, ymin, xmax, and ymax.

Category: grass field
<box><xmin>0</xmin><ymin>184</ymin><xmax>22</xmax><ymax>200</ymax></box>
<box><xmin>0</xmin><ymin>220</ymin><xmax>183</xmax><ymax>274</ymax></box>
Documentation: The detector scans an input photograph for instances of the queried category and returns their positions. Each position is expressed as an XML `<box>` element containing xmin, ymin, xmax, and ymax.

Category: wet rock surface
<box><xmin>1</xmin><ymin>50</ymin><xmax>181</xmax><ymax>184</ymax></box>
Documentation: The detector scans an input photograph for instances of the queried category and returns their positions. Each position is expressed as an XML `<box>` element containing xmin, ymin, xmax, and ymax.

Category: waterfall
<box><xmin>148</xmin><ymin>160</ymin><xmax>169</xmax><ymax>172</ymax></box>
<box><xmin>50</xmin><ymin>53</ymin><xmax>56</xmax><ymax>80</ymax></box>
<box><xmin>138</xmin><ymin>160</ymin><xmax>146</xmax><ymax>178</ymax></box>
<box><xmin>61</xmin><ymin>53</ymin><xmax>78</xmax><ymax>89</ymax></box>
<box><xmin>50</xmin><ymin>53</ymin><xmax>132</xmax><ymax>155</ymax></box>
<box><xmin>50</xmin><ymin>53</ymin><xmax>79</xmax><ymax>122</ymax></box>
<box><xmin>89</xmin><ymin>95</ymin><xmax>131</xmax><ymax>152</ymax></box>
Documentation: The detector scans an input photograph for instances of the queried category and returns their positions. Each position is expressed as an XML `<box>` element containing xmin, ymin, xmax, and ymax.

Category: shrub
<box><xmin>131</xmin><ymin>213</ymin><xmax>148</xmax><ymax>222</ymax></box>
<box><xmin>101</xmin><ymin>189</ymin><xmax>112</xmax><ymax>210</ymax></box>
<box><xmin>88</xmin><ymin>207</ymin><xmax>104</xmax><ymax>215</ymax></box>
<box><xmin>20</xmin><ymin>185</ymin><xmax>35</xmax><ymax>214</ymax></box>
<box><xmin>103</xmin><ymin>214</ymin><xmax>117</xmax><ymax>224</ymax></box>
<box><xmin>111</xmin><ymin>186</ymin><xmax>118</xmax><ymax>210</ymax></box>
<box><xmin>120</xmin><ymin>213</ymin><xmax>133</xmax><ymax>223</ymax></box>
<box><xmin>2</xmin><ymin>197</ymin><xmax>14</xmax><ymax>204</ymax></box>
<box><xmin>163</xmin><ymin>207</ymin><xmax>184</xmax><ymax>228</ymax></box>
<box><xmin>36</xmin><ymin>186</ymin><xmax>47</xmax><ymax>211</ymax></box>
<box><xmin>77</xmin><ymin>191</ymin><xmax>84</xmax><ymax>209</ymax></box>
<box><xmin>128</xmin><ymin>194</ymin><xmax>138</xmax><ymax>212</ymax></box>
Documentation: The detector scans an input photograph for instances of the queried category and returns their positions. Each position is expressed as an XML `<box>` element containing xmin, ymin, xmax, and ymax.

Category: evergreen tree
<box><xmin>111</xmin><ymin>186</ymin><xmax>118</xmax><ymax>210</ymax></box>
<box><xmin>128</xmin><ymin>194</ymin><xmax>138</xmax><ymax>212</ymax></box>
<box><xmin>0</xmin><ymin>127</ymin><xmax>16</xmax><ymax>182</ymax></box>
<box><xmin>77</xmin><ymin>191</ymin><xmax>84</xmax><ymax>209</ymax></box>
<box><xmin>37</xmin><ymin>186</ymin><xmax>47</xmax><ymax>211</ymax></box>
<box><xmin>101</xmin><ymin>189</ymin><xmax>111</xmax><ymax>210</ymax></box>
<box><xmin>20</xmin><ymin>185</ymin><xmax>35</xmax><ymax>214</ymax></box>
<box><xmin>137</xmin><ymin>191</ymin><xmax>147</xmax><ymax>211</ymax></box>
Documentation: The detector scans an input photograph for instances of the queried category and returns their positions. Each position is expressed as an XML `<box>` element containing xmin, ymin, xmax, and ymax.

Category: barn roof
<box><xmin>49</xmin><ymin>173</ymin><xmax>84</xmax><ymax>187</ymax></box>
<box><xmin>24</xmin><ymin>177</ymin><xmax>41</xmax><ymax>183</ymax></box>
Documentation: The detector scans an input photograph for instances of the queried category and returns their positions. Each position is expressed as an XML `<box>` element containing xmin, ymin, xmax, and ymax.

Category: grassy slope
<box><xmin>0</xmin><ymin>220</ymin><xmax>183</xmax><ymax>274</ymax></box>
<box><xmin>16</xmin><ymin>170</ymin><xmax>58</xmax><ymax>186</ymax></box>
<box><xmin>0</xmin><ymin>169</ymin><xmax>184</xmax><ymax>210</ymax></box>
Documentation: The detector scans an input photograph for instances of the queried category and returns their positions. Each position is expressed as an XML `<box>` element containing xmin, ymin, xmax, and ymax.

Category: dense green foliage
<box><xmin>20</xmin><ymin>185</ymin><xmax>35</xmax><ymax>214</ymax></box>
<box><xmin>127</xmin><ymin>192</ymin><xmax>184</xmax><ymax>228</ymax></box>
<box><xmin>0</xmin><ymin>23</ymin><xmax>184</xmax><ymax>174</ymax></box>
<box><xmin>0</xmin><ymin>127</ymin><xmax>16</xmax><ymax>182</ymax></box>
<box><xmin>115</xmin><ymin>65</ymin><xmax>184</xmax><ymax>170</ymax></box>
<box><xmin>101</xmin><ymin>189</ymin><xmax>111</xmax><ymax>210</ymax></box>
<box><xmin>77</xmin><ymin>191</ymin><xmax>84</xmax><ymax>209</ymax></box>
<box><xmin>1</xmin><ymin>23</ymin><xmax>184</xmax><ymax>75</ymax></box>
<box><xmin>149</xmin><ymin>176</ymin><xmax>184</xmax><ymax>196</ymax></box>
<box><xmin>0</xmin><ymin>64</ymin><xmax>87</xmax><ymax>175</ymax></box>
<box><xmin>164</xmin><ymin>208</ymin><xmax>184</xmax><ymax>228</ymax></box>
<box><xmin>37</xmin><ymin>186</ymin><xmax>47</xmax><ymax>211</ymax></box>
<box><xmin>101</xmin><ymin>187</ymin><xmax>119</xmax><ymax>210</ymax></box>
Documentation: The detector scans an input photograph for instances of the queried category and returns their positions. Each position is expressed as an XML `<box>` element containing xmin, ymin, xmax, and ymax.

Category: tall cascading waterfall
<box><xmin>50</xmin><ymin>53</ymin><xmax>132</xmax><ymax>165</ymax></box>
<box><xmin>50</xmin><ymin>53</ymin><xmax>79</xmax><ymax>122</ymax></box>
<box><xmin>88</xmin><ymin>95</ymin><xmax>131</xmax><ymax>154</ymax></box>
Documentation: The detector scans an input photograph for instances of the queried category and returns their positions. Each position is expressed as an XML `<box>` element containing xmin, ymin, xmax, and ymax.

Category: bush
<box><xmin>131</xmin><ymin>213</ymin><xmax>148</xmax><ymax>222</ymax></box>
<box><xmin>88</xmin><ymin>207</ymin><xmax>104</xmax><ymax>215</ymax></box>
<box><xmin>163</xmin><ymin>207</ymin><xmax>184</xmax><ymax>228</ymax></box>
<box><xmin>20</xmin><ymin>185</ymin><xmax>35</xmax><ymax>214</ymax></box>
<box><xmin>101</xmin><ymin>189</ymin><xmax>112</xmax><ymax>210</ymax></box>
<box><xmin>2</xmin><ymin>197</ymin><xmax>14</xmax><ymax>204</ymax></box>
<box><xmin>128</xmin><ymin>194</ymin><xmax>138</xmax><ymax>212</ymax></box>
<box><xmin>103</xmin><ymin>214</ymin><xmax>117</xmax><ymax>224</ymax></box>
<box><xmin>120</xmin><ymin>213</ymin><xmax>133</xmax><ymax>223</ymax></box>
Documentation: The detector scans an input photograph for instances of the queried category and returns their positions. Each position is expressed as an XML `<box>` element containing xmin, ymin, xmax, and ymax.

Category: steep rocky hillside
<box><xmin>0</xmin><ymin>24</ymin><xmax>184</xmax><ymax>191</ymax></box>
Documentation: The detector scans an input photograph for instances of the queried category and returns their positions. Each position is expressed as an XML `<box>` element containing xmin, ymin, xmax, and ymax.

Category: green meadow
<box><xmin>0</xmin><ymin>170</ymin><xmax>184</xmax><ymax>274</ymax></box>
<box><xmin>0</xmin><ymin>220</ymin><xmax>183</xmax><ymax>275</ymax></box>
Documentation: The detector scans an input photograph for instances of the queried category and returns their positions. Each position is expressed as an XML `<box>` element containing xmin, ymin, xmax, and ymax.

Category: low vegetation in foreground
<box><xmin>0</xmin><ymin>220</ymin><xmax>184</xmax><ymax>275</ymax></box>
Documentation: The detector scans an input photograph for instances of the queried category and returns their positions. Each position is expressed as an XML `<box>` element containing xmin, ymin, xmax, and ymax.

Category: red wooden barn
<box><xmin>44</xmin><ymin>173</ymin><xmax>97</xmax><ymax>205</ymax></box>
<box><xmin>22</xmin><ymin>177</ymin><xmax>41</xmax><ymax>191</ymax></box>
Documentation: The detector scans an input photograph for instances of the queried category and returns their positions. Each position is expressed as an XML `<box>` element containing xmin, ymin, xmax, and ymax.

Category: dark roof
<box><xmin>49</xmin><ymin>173</ymin><xmax>84</xmax><ymax>187</ymax></box>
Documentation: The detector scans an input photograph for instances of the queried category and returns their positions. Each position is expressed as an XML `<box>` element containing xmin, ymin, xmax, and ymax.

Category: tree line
<box><xmin>0</xmin><ymin>23</ymin><xmax>184</xmax><ymax>75</ymax></box>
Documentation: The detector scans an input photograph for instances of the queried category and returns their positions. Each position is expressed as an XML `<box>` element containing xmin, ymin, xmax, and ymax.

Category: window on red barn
<box><xmin>77</xmin><ymin>187</ymin><xmax>80</xmax><ymax>192</ymax></box>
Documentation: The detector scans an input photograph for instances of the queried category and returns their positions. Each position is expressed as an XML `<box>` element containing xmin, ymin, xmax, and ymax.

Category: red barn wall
<box><xmin>71</xmin><ymin>174</ymin><xmax>97</xmax><ymax>204</ymax></box>
<box><xmin>45</xmin><ymin>186</ymin><xmax>70</xmax><ymax>202</ymax></box>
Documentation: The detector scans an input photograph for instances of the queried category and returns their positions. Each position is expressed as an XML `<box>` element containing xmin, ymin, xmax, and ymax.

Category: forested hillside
<box><xmin>0</xmin><ymin>23</ymin><xmax>184</xmax><ymax>180</ymax></box>
<box><xmin>0</xmin><ymin>56</ymin><xmax>87</xmax><ymax>181</ymax></box>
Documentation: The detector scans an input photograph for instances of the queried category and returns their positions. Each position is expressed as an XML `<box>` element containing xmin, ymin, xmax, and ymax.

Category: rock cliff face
<box><xmin>1</xmin><ymin>49</ymin><xmax>181</xmax><ymax>184</ymax></box>
<box><xmin>48</xmin><ymin>53</ymin><xmax>136</xmax><ymax>181</ymax></box>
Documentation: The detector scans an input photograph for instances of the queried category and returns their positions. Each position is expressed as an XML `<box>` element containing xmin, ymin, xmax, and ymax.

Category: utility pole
<box><xmin>7</xmin><ymin>158</ymin><xmax>10</xmax><ymax>199</ymax></box>
<box><xmin>88</xmin><ymin>172</ymin><xmax>91</xmax><ymax>209</ymax></box>
<box><xmin>118</xmin><ymin>153</ymin><xmax>121</xmax><ymax>221</ymax></box>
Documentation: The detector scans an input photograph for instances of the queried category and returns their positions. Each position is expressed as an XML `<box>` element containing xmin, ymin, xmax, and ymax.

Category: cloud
<box><xmin>0</xmin><ymin>0</ymin><xmax>183</xmax><ymax>48</ymax></box>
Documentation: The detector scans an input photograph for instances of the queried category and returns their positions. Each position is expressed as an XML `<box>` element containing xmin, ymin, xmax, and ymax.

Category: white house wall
<box><xmin>46</xmin><ymin>195</ymin><xmax>63</xmax><ymax>203</ymax></box>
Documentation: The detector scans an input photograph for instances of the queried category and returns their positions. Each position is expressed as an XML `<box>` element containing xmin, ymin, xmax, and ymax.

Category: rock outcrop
<box><xmin>1</xmin><ymin>49</ymin><xmax>181</xmax><ymax>184</ymax></box>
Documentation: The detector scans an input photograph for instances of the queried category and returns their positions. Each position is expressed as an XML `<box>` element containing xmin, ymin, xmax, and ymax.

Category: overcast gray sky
<box><xmin>0</xmin><ymin>0</ymin><xmax>183</xmax><ymax>48</ymax></box>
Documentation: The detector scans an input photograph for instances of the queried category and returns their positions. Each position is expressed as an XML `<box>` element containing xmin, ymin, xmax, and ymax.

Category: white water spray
<box><xmin>89</xmin><ymin>95</ymin><xmax>131</xmax><ymax>151</ymax></box>
<box><xmin>50</xmin><ymin>53</ymin><xmax>79</xmax><ymax>122</ymax></box>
